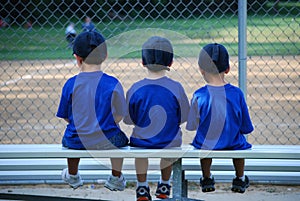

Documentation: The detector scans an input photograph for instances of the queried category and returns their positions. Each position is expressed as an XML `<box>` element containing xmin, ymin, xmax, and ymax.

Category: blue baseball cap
<box><xmin>142</xmin><ymin>36</ymin><xmax>173</xmax><ymax>71</ymax></box>
<box><xmin>73</xmin><ymin>31</ymin><xmax>107</xmax><ymax>64</ymax></box>
<box><xmin>198</xmin><ymin>43</ymin><xmax>229</xmax><ymax>73</ymax></box>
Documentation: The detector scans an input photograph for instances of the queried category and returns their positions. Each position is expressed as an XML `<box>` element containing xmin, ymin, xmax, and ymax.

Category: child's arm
<box><xmin>112</xmin><ymin>82</ymin><xmax>127</xmax><ymax>124</ymax></box>
<box><xmin>114</xmin><ymin>115</ymin><xmax>123</xmax><ymax>124</ymax></box>
<box><xmin>56</xmin><ymin>79</ymin><xmax>74</xmax><ymax>123</ymax></box>
<box><xmin>178</xmin><ymin>84</ymin><xmax>190</xmax><ymax>124</ymax></box>
<box><xmin>123</xmin><ymin>87</ymin><xmax>134</xmax><ymax>125</ymax></box>
<box><xmin>240</xmin><ymin>95</ymin><xmax>254</xmax><ymax>134</ymax></box>
<box><xmin>186</xmin><ymin>95</ymin><xmax>199</xmax><ymax>131</ymax></box>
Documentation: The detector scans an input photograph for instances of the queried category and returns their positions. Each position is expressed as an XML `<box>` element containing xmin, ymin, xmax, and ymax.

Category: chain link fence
<box><xmin>0</xmin><ymin>0</ymin><xmax>299</xmax><ymax>145</ymax></box>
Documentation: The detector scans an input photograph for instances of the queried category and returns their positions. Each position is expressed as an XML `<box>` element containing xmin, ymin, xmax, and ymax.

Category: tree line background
<box><xmin>1</xmin><ymin>0</ymin><xmax>299</xmax><ymax>27</ymax></box>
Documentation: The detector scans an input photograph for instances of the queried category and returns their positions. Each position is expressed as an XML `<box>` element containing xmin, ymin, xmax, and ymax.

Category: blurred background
<box><xmin>0</xmin><ymin>0</ymin><xmax>299</xmax><ymax>145</ymax></box>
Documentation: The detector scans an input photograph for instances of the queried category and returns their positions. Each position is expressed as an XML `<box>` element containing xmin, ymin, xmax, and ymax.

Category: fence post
<box><xmin>238</xmin><ymin>0</ymin><xmax>247</xmax><ymax>98</ymax></box>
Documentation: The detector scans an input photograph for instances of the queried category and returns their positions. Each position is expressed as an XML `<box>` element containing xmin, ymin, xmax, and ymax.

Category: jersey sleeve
<box><xmin>111</xmin><ymin>81</ymin><xmax>127</xmax><ymax>117</ymax></box>
<box><xmin>56</xmin><ymin>80</ymin><xmax>73</xmax><ymax>119</ymax></box>
<box><xmin>240</xmin><ymin>93</ymin><xmax>254</xmax><ymax>134</ymax></box>
<box><xmin>186</xmin><ymin>95</ymin><xmax>199</xmax><ymax>131</ymax></box>
<box><xmin>123</xmin><ymin>87</ymin><xmax>134</xmax><ymax>125</ymax></box>
<box><xmin>178</xmin><ymin>84</ymin><xmax>190</xmax><ymax>124</ymax></box>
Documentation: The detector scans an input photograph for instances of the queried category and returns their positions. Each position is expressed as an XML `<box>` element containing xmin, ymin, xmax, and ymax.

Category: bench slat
<box><xmin>0</xmin><ymin>144</ymin><xmax>299</xmax><ymax>187</ymax></box>
<box><xmin>0</xmin><ymin>144</ymin><xmax>300</xmax><ymax>159</ymax></box>
<box><xmin>1</xmin><ymin>158</ymin><xmax>299</xmax><ymax>172</ymax></box>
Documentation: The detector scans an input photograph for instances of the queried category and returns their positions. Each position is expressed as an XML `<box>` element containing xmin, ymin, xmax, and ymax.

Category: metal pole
<box><xmin>238</xmin><ymin>0</ymin><xmax>247</xmax><ymax>98</ymax></box>
<box><xmin>172</xmin><ymin>158</ymin><xmax>183</xmax><ymax>200</ymax></box>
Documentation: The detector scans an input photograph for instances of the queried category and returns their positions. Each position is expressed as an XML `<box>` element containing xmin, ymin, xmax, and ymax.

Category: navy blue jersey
<box><xmin>57</xmin><ymin>71</ymin><xmax>126</xmax><ymax>149</ymax></box>
<box><xmin>186</xmin><ymin>84</ymin><xmax>253</xmax><ymax>150</ymax></box>
<box><xmin>124</xmin><ymin>77</ymin><xmax>190</xmax><ymax>148</ymax></box>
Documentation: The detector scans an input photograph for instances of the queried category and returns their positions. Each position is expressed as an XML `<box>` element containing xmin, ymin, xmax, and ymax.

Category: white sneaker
<box><xmin>104</xmin><ymin>174</ymin><xmax>126</xmax><ymax>191</ymax></box>
<box><xmin>61</xmin><ymin>168</ymin><xmax>83</xmax><ymax>189</ymax></box>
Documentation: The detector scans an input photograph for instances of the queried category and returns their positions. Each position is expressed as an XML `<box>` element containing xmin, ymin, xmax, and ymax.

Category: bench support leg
<box><xmin>172</xmin><ymin>158</ymin><xmax>185</xmax><ymax>199</ymax></box>
<box><xmin>170</xmin><ymin>159</ymin><xmax>203</xmax><ymax>201</ymax></box>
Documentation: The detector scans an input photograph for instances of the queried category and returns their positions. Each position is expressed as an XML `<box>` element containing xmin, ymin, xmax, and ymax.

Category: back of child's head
<box><xmin>73</xmin><ymin>31</ymin><xmax>107</xmax><ymax>65</ymax></box>
<box><xmin>142</xmin><ymin>36</ymin><xmax>173</xmax><ymax>72</ymax></box>
<box><xmin>198</xmin><ymin>43</ymin><xmax>229</xmax><ymax>74</ymax></box>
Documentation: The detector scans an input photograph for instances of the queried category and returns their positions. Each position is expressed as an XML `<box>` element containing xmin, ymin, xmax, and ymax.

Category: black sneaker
<box><xmin>200</xmin><ymin>177</ymin><xmax>215</xmax><ymax>192</ymax></box>
<box><xmin>155</xmin><ymin>182</ymin><xmax>171</xmax><ymax>199</ymax></box>
<box><xmin>231</xmin><ymin>175</ymin><xmax>250</xmax><ymax>193</ymax></box>
<box><xmin>136</xmin><ymin>186</ymin><xmax>152</xmax><ymax>201</ymax></box>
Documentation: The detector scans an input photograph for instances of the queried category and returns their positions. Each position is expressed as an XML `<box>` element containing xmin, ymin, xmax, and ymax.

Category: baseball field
<box><xmin>0</xmin><ymin>15</ymin><xmax>299</xmax><ymax>145</ymax></box>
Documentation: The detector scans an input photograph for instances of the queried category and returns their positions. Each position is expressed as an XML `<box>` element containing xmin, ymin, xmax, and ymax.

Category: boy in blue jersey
<box><xmin>124</xmin><ymin>36</ymin><xmax>190</xmax><ymax>201</ymax></box>
<box><xmin>56</xmin><ymin>31</ymin><xmax>129</xmax><ymax>191</ymax></box>
<box><xmin>186</xmin><ymin>43</ymin><xmax>254</xmax><ymax>193</ymax></box>
<box><xmin>82</xmin><ymin>17</ymin><xmax>95</xmax><ymax>32</ymax></box>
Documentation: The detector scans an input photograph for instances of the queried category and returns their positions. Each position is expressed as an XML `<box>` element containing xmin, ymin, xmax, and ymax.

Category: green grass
<box><xmin>0</xmin><ymin>16</ymin><xmax>299</xmax><ymax>60</ymax></box>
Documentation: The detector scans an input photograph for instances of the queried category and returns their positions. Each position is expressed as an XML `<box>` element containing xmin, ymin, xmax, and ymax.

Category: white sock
<box><xmin>69</xmin><ymin>174</ymin><xmax>79</xmax><ymax>179</ymax></box>
<box><xmin>118</xmin><ymin>174</ymin><xmax>124</xmax><ymax>181</ymax></box>
<box><xmin>137</xmin><ymin>181</ymin><xmax>148</xmax><ymax>187</ymax></box>
<box><xmin>160</xmin><ymin>177</ymin><xmax>170</xmax><ymax>185</ymax></box>
<box><xmin>111</xmin><ymin>174</ymin><xmax>123</xmax><ymax>181</ymax></box>
<box><xmin>239</xmin><ymin>175</ymin><xmax>245</xmax><ymax>181</ymax></box>
<box><xmin>68</xmin><ymin>171</ymin><xmax>79</xmax><ymax>178</ymax></box>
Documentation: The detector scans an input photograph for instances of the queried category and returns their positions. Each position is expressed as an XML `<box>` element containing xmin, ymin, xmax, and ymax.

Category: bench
<box><xmin>1</xmin><ymin>144</ymin><xmax>300</xmax><ymax>201</ymax></box>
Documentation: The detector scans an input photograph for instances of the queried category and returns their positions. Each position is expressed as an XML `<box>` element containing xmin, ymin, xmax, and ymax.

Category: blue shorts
<box><xmin>62</xmin><ymin>131</ymin><xmax>129</xmax><ymax>150</ymax></box>
<box><xmin>91</xmin><ymin>131</ymin><xmax>129</xmax><ymax>150</ymax></box>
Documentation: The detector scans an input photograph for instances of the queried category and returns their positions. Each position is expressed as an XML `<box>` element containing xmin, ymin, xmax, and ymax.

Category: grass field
<box><xmin>0</xmin><ymin>16</ymin><xmax>299</xmax><ymax>60</ymax></box>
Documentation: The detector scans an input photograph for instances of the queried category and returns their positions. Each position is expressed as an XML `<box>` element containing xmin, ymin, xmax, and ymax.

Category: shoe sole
<box><xmin>137</xmin><ymin>197</ymin><xmax>151</xmax><ymax>201</ymax></box>
<box><xmin>62</xmin><ymin>168</ymin><xmax>83</xmax><ymax>190</ymax></box>
<box><xmin>202</xmin><ymin>187</ymin><xmax>215</xmax><ymax>192</ymax></box>
<box><xmin>231</xmin><ymin>184</ymin><xmax>249</xmax><ymax>193</ymax></box>
<box><xmin>104</xmin><ymin>183</ymin><xmax>125</xmax><ymax>191</ymax></box>
<box><xmin>69</xmin><ymin>183</ymin><xmax>83</xmax><ymax>190</ymax></box>
<box><xmin>201</xmin><ymin>185</ymin><xmax>215</xmax><ymax>192</ymax></box>
<box><xmin>155</xmin><ymin>194</ymin><xmax>169</xmax><ymax>199</ymax></box>
<box><xmin>231</xmin><ymin>186</ymin><xmax>245</xmax><ymax>193</ymax></box>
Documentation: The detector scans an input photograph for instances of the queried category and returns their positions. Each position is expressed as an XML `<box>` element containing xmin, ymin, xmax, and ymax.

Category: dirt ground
<box><xmin>1</xmin><ymin>182</ymin><xmax>300</xmax><ymax>201</ymax></box>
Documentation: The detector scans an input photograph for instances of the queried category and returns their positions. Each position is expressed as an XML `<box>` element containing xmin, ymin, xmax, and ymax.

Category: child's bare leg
<box><xmin>111</xmin><ymin>158</ymin><xmax>123</xmax><ymax>177</ymax></box>
<box><xmin>104</xmin><ymin>158</ymin><xmax>126</xmax><ymax>191</ymax></box>
<box><xmin>135</xmin><ymin>158</ymin><xmax>148</xmax><ymax>182</ymax></box>
<box><xmin>199</xmin><ymin>158</ymin><xmax>215</xmax><ymax>192</ymax></box>
<box><xmin>160</xmin><ymin>158</ymin><xmax>173</xmax><ymax>181</ymax></box>
<box><xmin>135</xmin><ymin>158</ymin><xmax>151</xmax><ymax>200</ymax></box>
<box><xmin>155</xmin><ymin>158</ymin><xmax>173</xmax><ymax>198</ymax></box>
<box><xmin>233</xmin><ymin>158</ymin><xmax>245</xmax><ymax>178</ymax></box>
<box><xmin>200</xmin><ymin>158</ymin><xmax>212</xmax><ymax>178</ymax></box>
<box><xmin>64</xmin><ymin>158</ymin><xmax>83</xmax><ymax>189</ymax></box>
<box><xmin>231</xmin><ymin>158</ymin><xmax>249</xmax><ymax>193</ymax></box>
<box><xmin>67</xmin><ymin>158</ymin><xmax>80</xmax><ymax>175</ymax></box>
